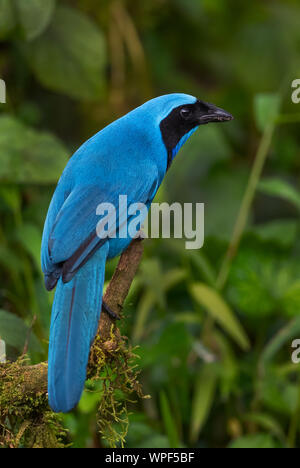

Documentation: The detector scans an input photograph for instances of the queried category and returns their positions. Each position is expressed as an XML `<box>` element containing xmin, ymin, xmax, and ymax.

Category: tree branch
<box><xmin>97</xmin><ymin>238</ymin><xmax>144</xmax><ymax>340</ymax></box>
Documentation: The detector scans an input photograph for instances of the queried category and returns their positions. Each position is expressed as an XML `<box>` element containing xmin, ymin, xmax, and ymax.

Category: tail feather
<box><xmin>48</xmin><ymin>245</ymin><xmax>108</xmax><ymax>413</ymax></box>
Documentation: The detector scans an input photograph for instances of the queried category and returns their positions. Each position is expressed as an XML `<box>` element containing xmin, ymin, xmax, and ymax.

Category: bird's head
<box><xmin>137</xmin><ymin>93</ymin><xmax>233</xmax><ymax>170</ymax></box>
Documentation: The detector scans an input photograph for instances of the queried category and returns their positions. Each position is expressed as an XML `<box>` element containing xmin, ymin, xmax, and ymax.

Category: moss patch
<box><xmin>0</xmin><ymin>358</ymin><xmax>67</xmax><ymax>448</ymax></box>
<box><xmin>88</xmin><ymin>325</ymin><xmax>148</xmax><ymax>448</ymax></box>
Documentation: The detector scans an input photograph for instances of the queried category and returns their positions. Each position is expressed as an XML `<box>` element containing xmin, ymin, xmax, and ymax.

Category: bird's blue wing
<box><xmin>46</xmin><ymin>169</ymin><xmax>158</xmax><ymax>286</ymax></box>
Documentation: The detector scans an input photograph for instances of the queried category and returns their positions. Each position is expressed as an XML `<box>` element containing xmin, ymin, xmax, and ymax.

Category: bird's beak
<box><xmin>198</xmin><ymin>102</ymin><xmax>234</xmax><ymax>124</ymax></box>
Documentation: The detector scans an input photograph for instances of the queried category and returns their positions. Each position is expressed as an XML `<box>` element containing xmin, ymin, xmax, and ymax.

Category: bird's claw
<box><xmin>102</xmin><ymin>301</ymin><xmax>120</xmax><ymax>320</ymax></box>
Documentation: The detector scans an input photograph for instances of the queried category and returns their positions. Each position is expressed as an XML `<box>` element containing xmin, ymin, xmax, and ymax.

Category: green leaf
<box><xmin>190</xmin><ymin>283</ymin><xmax>250</xmax><ymax>350</ymax></box>
<box><xmin>188</xmin><ymin>250</ymin><xmax>216</xmax><ymax>287</ymax></box>
<box><xmin>0</xmin><ymin>115</ymin><xmax>68</xmax><ymax>183</ymax></box>
<box><xmin>250</xmin><ymin>219</ymin><xmax>298</xmax><ymax>248</ymax></box>
<box><xmin>283</xmin><ymin>280</ymin><xmax>300</xmax><ymax>317</ymax></box>
<box><xmin>229</xmin><ymin>433</ymin><xmax>277</xmax><ymax>448</ymax></box>
<box><xmin>175</xmin><ymin>311</ymin><xmax>202</xmax><ymax>325</ymax></box>
<box><xmin>227</xmin><ymin>242</ymin><xmax>300</xmax><ymax>319</ymax></box>
<box><xmin>159</xmin><ymin>390</ymin><xmax>180</xmax><ymax>448</ymax></box>
<box><xmin>242</xmin><ymin>413</ymin><xmax>285</xmax><ymax>443</ymax></box>
<box><xmin>258</xmin><ymin>177</ymin><xmax>300</xmax><ymax>211</ymax></box>
<box><xmin>27</xmin><ymin>6</ymin><xmax>107</xmax><ymax>100</ymax></box>
<box><xmin>15</xmin><ymin>0</ymin><xmax>56</xmax><ymax>41</ymax></box>
<box><xmin>0</xmin><ymin>0</ymin><xmax>56</xmax><ymax>41</ymax></box>
<box><xmin>262</xmin><ymin>377</ymin><xmax>298</xmax><ymax>416</ymax></box>
<box><xmin>254</xmin><ymin>93</ymin><xmax>281</xmax><ymax>132</ymax></box>
<box><xmin>189</xmin><ymin>363</ymin><xmax>218</xmax><ymax>443</ymax></box>
<box><xmin>0</xmin><ymin>0</ymin><xmax>15</xmax><ymax>39</ymax></box>
<box><xmin>78</xmin><ymin>389</ymin><xmax>102</xmax><ymax>414</ymax></box>
<box><xmin>0</xmin><ymin>309</ymin><xmax>41</xmax><ymax>353</ymax></box>
<box><xmin>230</xmin><ymin>229</ymin><xmax>300</xmax><ymax>319</ymax></box>
<box><xmin>213</xmin><ymin>331</ymin><xmax>238</xmax><ymax>400</ymax></box>
<box><xmin>163</xmin><ymin>268</ymin><xmax>186</xmax><ymax>291</ymax></box>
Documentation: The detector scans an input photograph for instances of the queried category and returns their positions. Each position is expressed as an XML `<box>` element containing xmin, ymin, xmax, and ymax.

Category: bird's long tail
<box><xmin>48</xmin><ymin>246</ymin><xmax>108</xmax><ymax>413</ymax></box>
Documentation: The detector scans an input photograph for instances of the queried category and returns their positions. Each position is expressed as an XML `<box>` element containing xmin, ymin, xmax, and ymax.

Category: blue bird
<box><xmin>41</xmin><ymin>93</ymin><xmax>233</xmax><ymax>413</ymax></box>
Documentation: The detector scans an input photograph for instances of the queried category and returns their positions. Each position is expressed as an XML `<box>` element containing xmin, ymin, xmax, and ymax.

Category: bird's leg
<box><xmin>102</xmin><ymin>301</ymin><xmax>120</xmax><ymax>320</ymax></box>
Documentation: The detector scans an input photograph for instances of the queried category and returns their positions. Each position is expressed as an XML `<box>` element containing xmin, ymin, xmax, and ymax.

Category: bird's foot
<box><xmin>102</xmin><ymin>301</ymin><xmax>120</xmax><ymax>320</ymax></box>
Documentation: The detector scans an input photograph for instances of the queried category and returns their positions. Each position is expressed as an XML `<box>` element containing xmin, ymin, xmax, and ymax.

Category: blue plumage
<box><xmin>48</xmin><ymin>246</ymin><xmax>108</xmax><ymax>412</ymax></box>
<box><xmin>41</xmin><ymin>93</ymin><xmax>232</xmax><ymax>412</ymax></box>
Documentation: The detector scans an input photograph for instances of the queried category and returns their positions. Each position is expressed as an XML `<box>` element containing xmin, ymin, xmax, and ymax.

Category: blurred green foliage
<box><xmin>1</xmin><ymin>0</ymin><xmax>300</xmax><ymax>448</ymax></box>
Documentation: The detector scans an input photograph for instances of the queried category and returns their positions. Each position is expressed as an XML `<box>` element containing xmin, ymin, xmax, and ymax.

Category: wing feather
<box><xmin>46</xmin><ymin>169</ymin><xmax>158</xmax><ymax>284</ymax></box>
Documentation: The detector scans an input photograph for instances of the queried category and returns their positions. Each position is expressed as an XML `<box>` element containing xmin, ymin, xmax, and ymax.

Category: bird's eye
<box><xmin>180</xmin><ymin>108</ymin><xmax>191</xmax><ymax>119</ymax></box>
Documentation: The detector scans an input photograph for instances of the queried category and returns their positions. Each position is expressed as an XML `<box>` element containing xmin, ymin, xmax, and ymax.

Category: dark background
<box><xmin>0</xmin><ymin>0</ymin><xmax>300</xmax><ymax>448</ymax></box>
